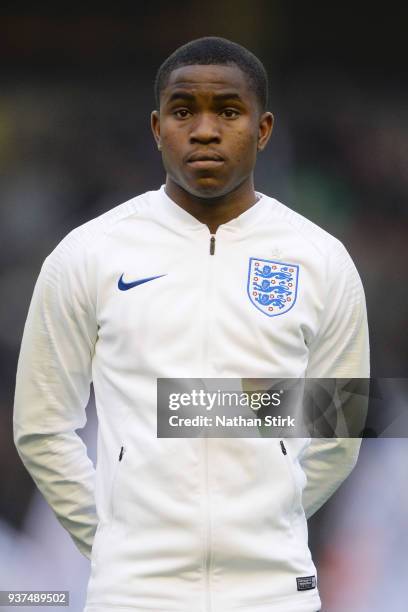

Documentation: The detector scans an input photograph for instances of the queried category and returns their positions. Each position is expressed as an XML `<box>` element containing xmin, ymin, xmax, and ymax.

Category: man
<box><xmin>14</xmin><ymin>37</ymin><xmax>369</xmax><ymax>612</ymax></box>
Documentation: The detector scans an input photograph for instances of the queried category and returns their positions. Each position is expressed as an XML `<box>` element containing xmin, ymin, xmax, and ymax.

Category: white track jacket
<box><xmin>14</xmin><ymin>186</ymin><xmax>370</xmax><ymax>612</ymax></box>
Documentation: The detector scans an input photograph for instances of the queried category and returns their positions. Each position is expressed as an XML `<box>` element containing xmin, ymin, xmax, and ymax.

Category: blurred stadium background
<box><xmin>0</xmin><ymin>2</ymin><xmax>407</xmax><ymax>610</ymax></box>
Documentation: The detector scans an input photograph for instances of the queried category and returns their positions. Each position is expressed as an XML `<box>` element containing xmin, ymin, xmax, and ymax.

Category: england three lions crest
<box><xmin>247</xmin><ymin>258</ymin><xmax>299</xmax><ymax>317</ymax></box>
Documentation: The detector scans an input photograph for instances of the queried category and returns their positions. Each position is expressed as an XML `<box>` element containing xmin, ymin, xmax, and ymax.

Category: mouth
<box><xmin>186</xmin><ymin>151</ymin><xmax>225</xmax><ymax>169</ymax></box>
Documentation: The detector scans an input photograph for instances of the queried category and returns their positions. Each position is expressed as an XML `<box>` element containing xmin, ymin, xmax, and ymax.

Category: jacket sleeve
<box><xmin>13</xmin><ymin>233</ymin><xmax>98</xmax><ymax>558</ymax></box>
<box><xmin>300</xmin><ymin>239</ymin><xmax>370</xmax><ymax>519</ymax></box>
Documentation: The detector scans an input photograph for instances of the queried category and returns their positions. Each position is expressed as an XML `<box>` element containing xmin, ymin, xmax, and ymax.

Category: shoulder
<box><xmin>55</xmin><ymin>190</ymin><xmax>155</xmax><ymax>255</ymax></box>
<box><xmin>261</xmin><ymin>194</ymin><xmax>345</xmax><ymax>258</ymax></box>
<box><xmin>258</xmin><ymin>194</ymin><xmax>365</xmax><ymax>296</ymax></box>
<box><xmin>260</xmin><ymin>194</ymin><xmax>362</xmax><ymax>279</ymax></box>
<box><xmin>42</xmin><ymin>190</ymin><xmax>156</xmax><ymax>272</ymax></box>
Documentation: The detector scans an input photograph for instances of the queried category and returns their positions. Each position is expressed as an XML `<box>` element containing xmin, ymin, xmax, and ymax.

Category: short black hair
<box><xmin>154</xmin><ymin>36</ymin><xmax>268</xmax><ymax>111</ymax></box>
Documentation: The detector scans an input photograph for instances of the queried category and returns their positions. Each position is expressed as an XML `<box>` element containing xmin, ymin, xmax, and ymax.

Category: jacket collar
<box><xmin>152</xmin><ymin>184</ymin><xmax>272</xmax><ymax>233</ymax></box>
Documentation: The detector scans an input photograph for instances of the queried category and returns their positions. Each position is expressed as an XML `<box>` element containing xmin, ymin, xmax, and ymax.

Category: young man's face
<box><xmin>151</xmin><ymin>64</ymin><xmax>273</xmax><ymax>199</ymax></box>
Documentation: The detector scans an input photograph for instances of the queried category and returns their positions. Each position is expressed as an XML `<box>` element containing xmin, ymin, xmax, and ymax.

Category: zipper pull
<box><xmin>210</xmin><ymin>235</ymin><xmax>216</xmax><ymax>255</ymax></box>
<box><xmin>119</xmin><ymin>446</ymin><xmax>125</xmax><ymax>461</ymax></box>
<box><xmin>280</xmin><ymin>440</ymin><xmax>287</xmax><ymax>455</ymax></box>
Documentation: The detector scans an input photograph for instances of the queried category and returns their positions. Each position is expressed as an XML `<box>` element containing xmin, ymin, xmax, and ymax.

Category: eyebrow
<box><xmin>167</xmin><ymin>91</ymin><xmax>244</xmax><ymax>103</ymax></box>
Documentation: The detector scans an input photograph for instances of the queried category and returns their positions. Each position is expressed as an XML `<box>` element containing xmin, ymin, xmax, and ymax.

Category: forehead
<box><xmin>161</xmin><ymin>64</ymin><xmax>254</xmax><ymax>102</ymax></box>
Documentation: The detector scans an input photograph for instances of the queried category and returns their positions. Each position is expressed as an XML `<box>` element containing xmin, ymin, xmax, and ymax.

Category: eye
<box><xmin>173</xmin><ymin>109</ymin><xmax>191</xmax><ymax>119</ymax></box>
<box><xmin>220</xmin><ymin>108</ymin><xmax>240</xmax><ymax>119</ymax></box>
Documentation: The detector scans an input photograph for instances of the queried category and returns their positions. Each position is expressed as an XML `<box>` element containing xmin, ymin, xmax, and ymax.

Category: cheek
<box><xmin>161</xmin><ymin>123</ymin><xmax>186</xmax><ymax>152</ymax></box>
<box><xmin>229</xmin><ymin>131</ymin><xmax>258</xmax><ymax>165</ymax></box>
<box><xmin>162</xmin><ymin>134</ymin><xmax>178</xmax><ymax>153</ymax></box>
<box><xmin>160</xmin><ymin>134</ymin><xmax>184</xmax><ymax>170</ymax></box>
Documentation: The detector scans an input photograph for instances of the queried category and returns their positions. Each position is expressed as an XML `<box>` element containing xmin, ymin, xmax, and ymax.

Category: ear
<box><xmin>151</xmin><ymin>110</ymin><xmax>162</xmax><ymax>150</ymax></box>
<box><xmin>257</xmin><ymin>112</ymin><xmax>274</xmax><ymax>152</ymax></box>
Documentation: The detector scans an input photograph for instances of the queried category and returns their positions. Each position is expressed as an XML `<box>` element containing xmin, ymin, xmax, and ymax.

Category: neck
<box><xmin>165</xmin><ymin>176</ymin><xmax>258</xmax><ymax>234</ymax></box>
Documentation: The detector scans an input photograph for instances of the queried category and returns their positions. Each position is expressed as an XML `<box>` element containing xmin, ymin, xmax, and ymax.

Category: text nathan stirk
<box><xmin>169</xmin><ymin>415</ymin><xmax>295</xmax><ymax>427</ymax></box>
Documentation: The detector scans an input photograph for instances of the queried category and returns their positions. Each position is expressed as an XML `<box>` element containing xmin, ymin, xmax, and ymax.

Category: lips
<box><xmin>187</xmin><ymin>151</ymin><xmax>224</xmax><ymax>162</ymax></box>
<box><xmin>186</xmin><ymin>151</ymin><xmax>225</xmax><ymax>169</ymax></box>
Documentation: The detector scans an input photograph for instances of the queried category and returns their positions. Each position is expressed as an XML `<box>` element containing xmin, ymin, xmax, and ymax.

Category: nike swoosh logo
<box><xmin>118</xmin><ymin>273</ymin><xmax>167</xmax><ymax>291</ymax></box>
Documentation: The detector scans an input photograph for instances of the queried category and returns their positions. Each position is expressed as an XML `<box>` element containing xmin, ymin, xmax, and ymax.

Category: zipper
<box><xmin>110</xmin><ymin>444</ymin><xmax>126</xmax><ymax>522</ymax></box>
<box><xmin>279</xmin><ymin>439</ymin><xmax>299</xmax><ymax>515</ymax></box>
<box><xmin>209</xmin><ymin>235</ymin><xmax>216</xmax><ymax>255</ymax></box>
<box><xmin>201</xmin><ymin>232</ymin><xmax>216</xmax><ymax>611</ymax></box>
<box><xmin>201</xmin><ymin>233</ymin><xmax>217</xmax><ymax>370</ymax></box>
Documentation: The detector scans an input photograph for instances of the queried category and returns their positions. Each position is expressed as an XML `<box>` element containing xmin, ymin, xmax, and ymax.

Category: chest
<box><xmin>94</xmin><ymin>229</ymin><xmax>325</xmax><ymax>377</ymax></box>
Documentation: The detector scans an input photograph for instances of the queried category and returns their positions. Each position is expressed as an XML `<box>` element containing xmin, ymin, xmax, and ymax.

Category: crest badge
<box><xmin>247</xmin><ymin>258</ymin><xmax>299</xmax><ymax>317</ymax></box>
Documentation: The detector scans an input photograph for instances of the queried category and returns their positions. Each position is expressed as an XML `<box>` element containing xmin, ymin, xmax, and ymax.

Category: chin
<box><xmin>186</xmin><ymin>178</ymin><xmax>230</xmax><ymax>199</ymax></box>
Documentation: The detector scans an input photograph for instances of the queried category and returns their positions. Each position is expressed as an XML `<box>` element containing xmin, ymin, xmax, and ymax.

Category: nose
<box><xmin>189</xmin><ymin>112</ymin><xmax>221</xmax><ymax>144</ymax></box>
